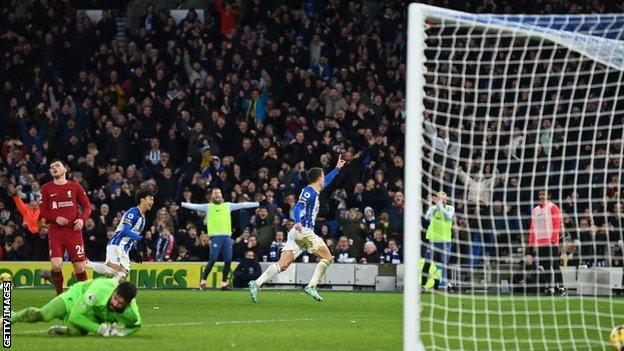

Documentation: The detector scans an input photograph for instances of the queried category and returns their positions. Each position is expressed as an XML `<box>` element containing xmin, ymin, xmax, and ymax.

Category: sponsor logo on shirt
<box><xmin>52</xmin><ymin>201</ymin><xmax>74</xmax><ymax>209</ymax></box>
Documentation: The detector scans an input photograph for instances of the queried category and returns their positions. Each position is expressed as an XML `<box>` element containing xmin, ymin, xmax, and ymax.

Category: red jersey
<box><xmin>40</xmin><ymin>180</ymin><xmax>92</xmax><ymax>232</ymax></box>
<box><xmin>529</xmin><ymin>201</ymin><xmax>561</xmax><ymax>247</ymax></box>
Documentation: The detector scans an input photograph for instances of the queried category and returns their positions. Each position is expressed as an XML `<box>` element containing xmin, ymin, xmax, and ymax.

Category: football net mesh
<box><xmin>411</xmin><ymin>5</ymin><xmax>624</xmax><ymax>351</ymax></box>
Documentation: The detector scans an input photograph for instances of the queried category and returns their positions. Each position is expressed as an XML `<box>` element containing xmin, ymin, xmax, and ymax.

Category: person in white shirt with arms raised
<box><xmin>249</xmin><ymin>155</ymin><xmax>346</xmax><ymax>302</ymax></box>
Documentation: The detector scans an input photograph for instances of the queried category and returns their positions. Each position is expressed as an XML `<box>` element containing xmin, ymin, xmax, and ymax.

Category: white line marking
<box><xmin>11</xmin><ymin>318</ymin><xmax>321</xmax><ymax>335</ymax></box>
<box><xmin>12</xmin><ymin>318</ymin><xmax>401</xmax><ymax>336</ymax></box>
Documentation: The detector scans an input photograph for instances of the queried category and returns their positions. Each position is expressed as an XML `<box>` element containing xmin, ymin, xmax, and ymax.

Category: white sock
<box><xmin>86</xmin><ymin>261</ymin><xmax>117</xmax><ymax>277</ymax></box>
<box><xmin>113</xmin><ymin>271</ymin><xmax>127</xmax><ymax>282</ymax></box>
<box><xmin>256</xmin><ymin>263</ymin><xmax>281</xmax><ymax>288</ymax></box>
<box><xmin>221</xmin><ymin>281</ymin><xmax>228</xmax><ymax>287</ymax></box>
<box><xmin>307</xmin><ymin>259</ymin><xmax>331</xmax><ymax>288</ymax></box>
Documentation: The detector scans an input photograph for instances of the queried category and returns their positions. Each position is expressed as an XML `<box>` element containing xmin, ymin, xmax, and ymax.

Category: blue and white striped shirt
<box><xmin>292</xmin><ymin>168</ymin><xmax>340</xmax><ymax>229</ymax></box>
<box><xmin>109</xmin><ymin>206</ymin><xmax>145</xmax><ymax>252</ymax></box>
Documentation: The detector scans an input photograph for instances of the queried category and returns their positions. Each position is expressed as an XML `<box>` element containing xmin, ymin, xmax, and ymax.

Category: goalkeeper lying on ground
<box><xmin>8</xmin><ymin>278</ymin><xmax>141</xmax><ymax>336</ymax></box>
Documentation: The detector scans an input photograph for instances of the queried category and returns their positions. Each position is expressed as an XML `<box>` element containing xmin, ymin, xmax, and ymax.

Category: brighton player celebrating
<box><xmin>87</xmin><ymin>189</ymin><xmax>154</xmax><ymax>281</ymax></box>
<box><xmin>249</xmin><ymin>155</ymin><xmax>346</xmax><ymax>302</ymax></box>
<box><xmin>9</xmin><ymin>278</ymin><xmax>141</xmax><ymax>337</ymax></box>
<box><xmin>40</xmin><ymin>160</ymin><xmax>92</xmax><ymax>295</ymax></box>
<box><xmin>181</xmin><ymin>188</ymin><xmax>260</xmax><ymax>290</ymax></box>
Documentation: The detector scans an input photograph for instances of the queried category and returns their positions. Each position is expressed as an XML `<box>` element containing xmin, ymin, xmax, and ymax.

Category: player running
<box><xmin>181</xmin><ymin>188</ymin><xmax>259</xmax><ymax>290</ymax></box>
<box><xmin>8</xmin><ymin>278</ymin><xmax>141</xmax><ymax>337</ymax></box>
<box><xmin>86</xmin><ymin>189</ymin><xmax>154</xmax><ymax>281</ymax></box>
<box><xmin>249</xmin><ymin>155</ymin><xmax>346</xmax><ymax>302</ymax></box>
<box><xmin>40</xmin><ymin>159</ymin><xmax>92</xmax><ymax>295</ymax></box>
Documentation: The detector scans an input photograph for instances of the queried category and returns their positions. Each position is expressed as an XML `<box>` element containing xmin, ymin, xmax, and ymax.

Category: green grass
<box><xmin>8</xmin><ymin>289</ymin><xmax>402</xmax><ymax>351</ymax></box>
<box><xmin>422</xmin><ymin>293</ymin><xmax>623</xmax><ymax>351</ymax></box>
<box><xmin>8</xmin><ymin>289</ymin><xmax>622</xmax><ymax>350</ymax></box>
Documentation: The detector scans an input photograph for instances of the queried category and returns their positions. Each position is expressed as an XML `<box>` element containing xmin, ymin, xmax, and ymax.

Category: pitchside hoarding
<box><xmin>0</xmin><ymin>262</ymin><xmax>237</xmax><ymax>289</ymax></box>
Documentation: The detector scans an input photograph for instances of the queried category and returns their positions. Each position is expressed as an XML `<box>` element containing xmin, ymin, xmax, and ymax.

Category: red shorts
<box><xmin>48</xmin><ymin>230</ymin><xmax>86</xmax><ymax>262</ymax></box>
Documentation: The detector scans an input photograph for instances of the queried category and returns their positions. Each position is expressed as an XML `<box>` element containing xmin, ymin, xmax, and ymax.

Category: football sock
<box><xmin>308</xmin><ymin>259</ymin><xmax>331</xmax><ymax>288</ymax></box>
<box><xmin>86</xmin><ymin>261</ymin><xmax>117</xmax><ymax>277</ymax></box>
<box><xmin>51</xmin><ymin>270</ymin><xmax>64</xmax><ymax>295</ymax></box>
<box><xmin>76</xmin><ymin>270</ymin><xmax>88</xmax><ymax>282</ymax></box>
<box><xmin>256</xmin><ymin>263</ymin><xmax>281</xmax><ymax>288</ymax></box>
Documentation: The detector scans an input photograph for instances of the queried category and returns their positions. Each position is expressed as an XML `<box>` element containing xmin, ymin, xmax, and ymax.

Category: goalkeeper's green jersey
<box><xmin>60</xmin><ymin>278</ymin><xmax>142</xmax><ymax>335</ymax></box>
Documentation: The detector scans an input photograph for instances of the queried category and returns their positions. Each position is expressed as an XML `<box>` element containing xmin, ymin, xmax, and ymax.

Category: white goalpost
<box><xmin>404</xmin><ymin>4</ymin><xmax>427</xmax><ymax>351</ymax></box>
<box><xmin>406</xmin><ymin>4</ymin><xmax>624</xmax><ymax>350</ymax></box>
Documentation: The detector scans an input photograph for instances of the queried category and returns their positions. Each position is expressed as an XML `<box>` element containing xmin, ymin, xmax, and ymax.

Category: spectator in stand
<box><xmin>176</xmin><ymin>245</ymin><xmax>191</xmax><ymax>262</ymax></box>
<box><xmin>9</xmin><ymin>184</ymin><xmax>45</xmax><ymax>236</ymax></box>
<box><xmin>215</xmin><ymin>0</ymin><xmax>239</xmax><ymax>38</ymax></box>
<box><xmin>233</xmin><ymin>250</ymin><xmax>261</xmax><ymax>288</ymax></box>
<box><xmin>83</xmin><ymin>218</ymin><xmax>106</xmax><ymax>261</ymax></box>
<box><xmin>359</xmin><ymin>241</ymin><xmax>380</xmax><ymax>264</ymax></box>
<box><xmin>361</xmin><ymin>207</ymin><xmax>378</xmax><ymax>239</ymax></box>
<box><xmin>339</xmin><ymin>208</ymin><xmax>366</xmax><ymax>258</ymax></box>
<box><xmin>234</xmin><ymin>231</ymin><xmax>260</xmax><ymax>261</ymax></box>
<box><xmin>194</xmin><ymin>234</ymin><xmax>211</xmax><ymax>262</ymax></box>
<box><xmin>154</xmin><ymin>227</ymin><xmax>174</xmax><ymax>262</ymax></box>
<box><xmin>512</xmin><ymin>254</ymin><xmax>543</xmax><ymax>295</ymax></box>
<box><xmin>5</xmin><ymin>235</ymin><xmax>30</xmax><ymax>261</ymax></box>
<box><xmin>268</xmin><ymin>230</ymin><xmax>285</xmax><ymax>262</ymax></box>
<box><xmin>334</xmin><ymin>236</ymin><xmax>357</xmax><ymax>264</ymax></box>
<box><xmin>388</xmin><ymin>191</ymin><xmax>404</xmax><ymax>240</ymax></box>
<box><xmin>252</xmin><ymin>204</ymin><xmax>275</xmax><ymax>257</ymax></box>
<box><xmin>561</xmin><ymin>241</ymin><xmax>579</xmax><ymax>268</ymax></box>
<box><xmin>0</xmin><ymin>0</ymin><xmax>619</xmax><ymax>269</ymax></box>
<box><xmin>384</xmin><ymin>239</ymin><xmax>401</xmax><ymax>264</ymax></box>
<box><xmin>371</xmin><ymin>229</ymin><xmax>387</xmax><ymax>254</ymax></box>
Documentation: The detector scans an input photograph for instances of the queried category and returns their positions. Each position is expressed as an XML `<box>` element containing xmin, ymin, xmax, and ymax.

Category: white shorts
<box><xmin>283</xmin><ymin>227</ymin><xmax>326</xmax><ymax>258</ymax></box>
<box><xmin>105</xmin><ymin>245</ymin><xmax>131</xmax><ymax>271</ymax></box>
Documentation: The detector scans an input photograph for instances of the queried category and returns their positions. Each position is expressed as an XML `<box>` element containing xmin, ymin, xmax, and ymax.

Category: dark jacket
<box><xmin>233</xmin><ymin>258</ymin><xmax>262</xmax><ymax>288</ymax></box>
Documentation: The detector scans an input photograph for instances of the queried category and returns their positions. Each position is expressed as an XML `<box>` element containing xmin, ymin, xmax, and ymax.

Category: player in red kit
<box><xmin>39</xmin><ymin>160</ymin><xmax>93</xmax><ymax>295</ymax></box>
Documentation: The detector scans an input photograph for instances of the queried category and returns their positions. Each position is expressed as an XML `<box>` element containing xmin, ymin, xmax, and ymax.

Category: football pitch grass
<box><xmin>7</xmin><ymin>288</ymin><xmax>621</xmax><ymax>350</ymax></box>
<box><xmin>9</xmin><ymin>289</ymin><xmax>402</xmax><ymax>351</ymax></box>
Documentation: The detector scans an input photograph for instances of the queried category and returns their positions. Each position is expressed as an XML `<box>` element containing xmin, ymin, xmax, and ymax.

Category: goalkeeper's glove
<box><xmin>97</xmin><ymin>323</ymin><xmax>111</xmax><ymax>337</ymax></box>
<box><xmin>109</xmin><ymin>328</ymin><xmax>126</xmax><ymax>337</ymax></box>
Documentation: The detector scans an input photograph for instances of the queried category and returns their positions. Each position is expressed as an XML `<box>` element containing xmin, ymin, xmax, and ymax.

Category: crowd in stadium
<box><xmin>0</xmin><ymin>0</ymin><xmax>409</xmax><ymax>265</ymax></box>
<box><xmin>0</xmin><ymin>0</ymin><xmax>622</xmax><ymax>271</ymax></box>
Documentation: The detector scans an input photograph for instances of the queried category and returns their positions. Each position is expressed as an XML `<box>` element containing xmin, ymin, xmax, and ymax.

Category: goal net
<box><xmin>406</xmin><ymin>4</ymin><xmax>624</xmax><ymax>351</ymax></box>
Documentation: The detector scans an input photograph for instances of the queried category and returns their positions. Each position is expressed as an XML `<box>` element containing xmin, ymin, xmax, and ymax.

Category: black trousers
<box><xmin>537</xmin><ymin>245</ymin><xmax>563</xmax><ymax>287</ymax></box>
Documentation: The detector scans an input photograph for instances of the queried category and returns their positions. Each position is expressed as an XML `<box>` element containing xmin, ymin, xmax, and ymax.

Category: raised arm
<box><xmin>228</xmin><ymin>202</ymin><xmax>260</xmax><ymax>211</ymax></box>
<box><xmin>323</xmin><ymin>154</ymin><xmax>347</xmax><ymax>188</ymax></box>
<box><xmin>323</xmin><ymin>168</ymin><xmax>339</xmax><ymax>188</ymax></box>
<box><xmin>12</xmin><ymin>195</ymin><xmax>28</xmax><ymax>215</ymax></box>
<box><xmin>438</xmin><ymin>204</ymin><xmax>455</xmax><ymax>221</ymax></box>
<box><xmin>180</xmin><ymin>202</ymin><xmax>210</xmax><ymax>212</ymax></box>
<box><xmin>456</xmin><ymin>167</ymin><xmax>470</xmax><ymax>185</ymax></box>
<box><xmin>424</xmin><ymin>206</ymin><xmax>436</xmax><ymax>221</ymax></box>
